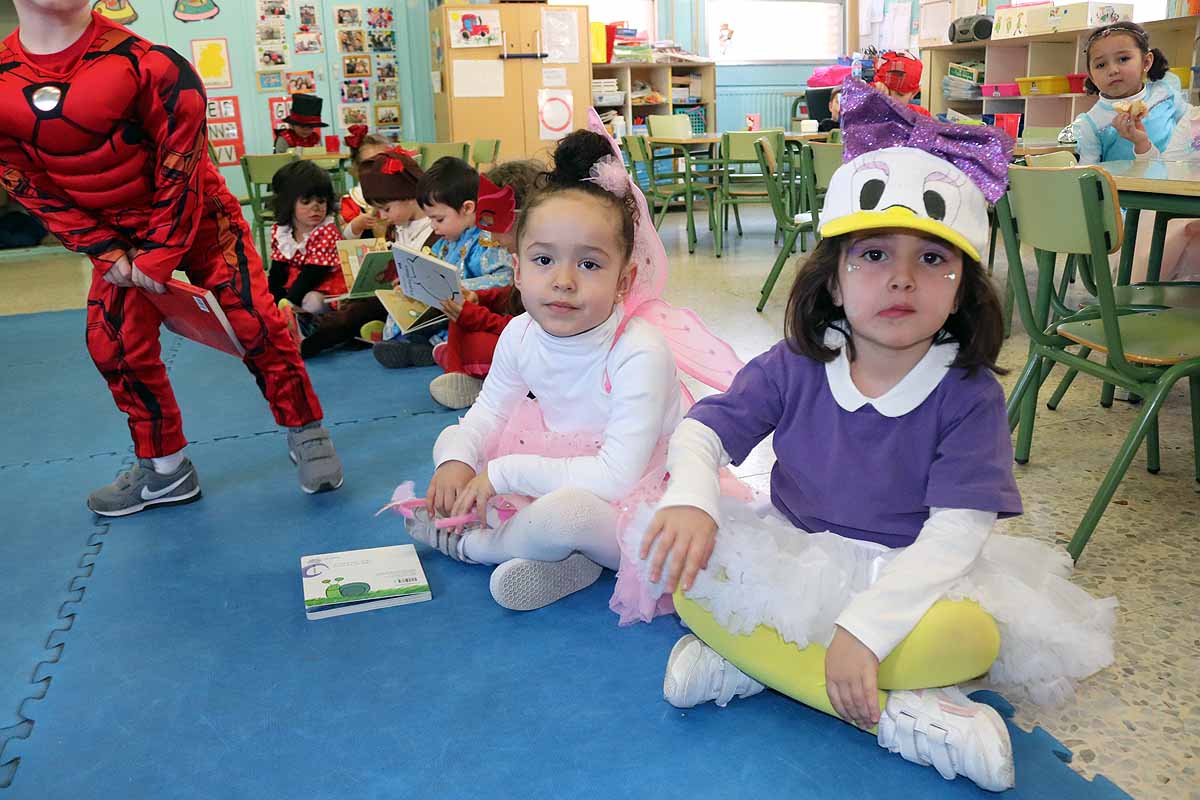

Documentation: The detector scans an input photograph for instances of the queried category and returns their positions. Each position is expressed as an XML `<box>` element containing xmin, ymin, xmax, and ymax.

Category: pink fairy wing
<box><xmin>629</xmin><ymin>299</ymin><xmax>744</xmax><ymax>392</ymax></box>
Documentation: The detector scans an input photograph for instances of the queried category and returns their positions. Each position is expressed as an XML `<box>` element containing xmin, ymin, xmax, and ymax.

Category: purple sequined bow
<box><xmin>839</xmin><ymin>78</ymin><xmax>1013</xmax><ymax>203</ymax></box>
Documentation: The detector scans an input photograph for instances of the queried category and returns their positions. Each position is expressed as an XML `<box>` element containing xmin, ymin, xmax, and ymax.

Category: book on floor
<box><xmin>336</xmin><ymin>237</ymin><xmax>389</xmax><ymax>288</ymax></box>
<box><xmin>145</xmin><ymin>279</ymin><xmax>245</xmax><ymax>358</ymax></box>
<box><xmin>373</xmin><ymin>288</ymin><xmax>447</xmax><ymax>335</ymax></box>
<box><xmin>392</xmin><ymin>243</ymin><xmax>461</xmax><ymax>308</ymax></box>
<box><xmin>300</xmin><ymin>544</ymin><xmax>431</xmax><ymax>620</ymax></box>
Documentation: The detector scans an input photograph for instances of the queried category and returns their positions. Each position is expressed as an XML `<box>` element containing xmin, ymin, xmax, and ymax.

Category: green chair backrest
<box><xmin>646</xmin><ymin>114</ymin><xmax>692</xmax><ymax>139</ymax></box>
<box><xmin>207</xmin><ymin>140</ymin><xmax>220</xmax><ymax>167</ymax></box>
<box><xmin>472</xmin><ymin>138</ymin><xmax>501</xmax><ymax>167</ymax></box>
<box><xmin>1024</xmin><ymin>150</ymin><xmax>1076</xmax><ymax>169</ymax></box>
<box><xmin>827</xmin><ymin>129</ymin><xmax>843</xmax><ymax>144</ymax></box>
<box><xmin>723</xmin><ymin>129</ymin><xmax>783</xmax><ymax>163</ymax></box>
<box><xmin>1006</xmin><ymin>164</ymin><xmax>1121</xmax><ymax>256</ymax></box>
<box><xmin>420</xmin><ymin>142</ymin><xmax>470</xmax><ymax>168</ymax></box>
<box><xmin>754</xmin><ymin>137</ymin><xmax>792</xmax><ymax>229</ymax></box>
<box><xmin>808</xmin><ymin>141</ymin><xmax>843</xmax><ymax>192</ymax></box>
<box><xmin>622</xmin><ymin>135</ymin><xmax>651</xmax><ymax>164</ymax></box>
<box><xmin>242</xmin><ymin>153</ymin><xmax>296</xmax><ymax>186</ymax></box>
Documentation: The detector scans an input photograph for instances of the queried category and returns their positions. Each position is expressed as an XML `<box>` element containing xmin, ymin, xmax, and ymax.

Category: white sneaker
<box><xmin>877</xmin><ymin>686</ymin><xmax>1014</xmax><ymax>792</ymax></box>
<box><xmin>662</xmin><ymin>634</ymin><xmax>765</xmax><ymax>709</ymax></box>
<box><xmin>488</xmin><ymin>553</ymin><xmax>603</xmax><ymax>611</ymax></box>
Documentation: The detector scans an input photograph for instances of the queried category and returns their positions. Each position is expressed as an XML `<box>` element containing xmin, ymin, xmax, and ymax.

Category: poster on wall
<box><xmin>334</xmin><ymin>5</ymin><xmax>364</xmax><ymax>27</ymax></box>
<box><xmin>448</xmin><ymin>8</ymin><xmax>501</xmax><ymax>49</ymax></box>
<box><xmin>537</xmin><ymin>88</ymin><xmax>573</xmax><ymax>141</ymax></box>
<box><xmin>287</xmin><ymin>70</ymin><xmax>317</xmax><ymax>94</ymax></box>
<box><xmin>337</xmin><ymin>29</ymin><xmax>367</xmax><ymax>53</ymax></box>
<box><xmin>299</xmin><ymin>4</ymin><xmax>318</xmax><ymax>26</ymax></box>
<box><xmin>367</xmin><ymin>7</ymin><xmax>394</xmax><ymax>28</ymax></box>
<box><xmin>256</xmin><ymin>69</ymin><xmax>284</xmax><ymax>92</ymax></box>
<box><xmin>295</xmin><ymin>29</ymin><xmax>324</xmax><ymax>55</ymax></box>
<box><xmin>339</xmin><ymin>103</ymin><xmax>370</xmax><ymax>129</ymax></box>
<box><xmin>206</xmin><ymin>96</ymin><xmax>244</xmax><ymax>166</ymax></box>
<box><xmin>268</xmin><ymin>95</ymin><xmax>292</xmax><ymax>133</ymax></box>
<box><xmin>341</xmin><ymin>78</ymin><xmax>370</xmax><ymax>104</ymax></box>
<box><xmin>375</xmin><ymin>54</ymin><xmax>397</xmax><ymax>81</ymax></box>
<box><xmin>342</xmin><ymin>55</ymin><xmax>371</xmax><ymax>78</ymax></box>
<box><xmin>174</xmin><ymin>0</ymin><xmax>220</xmax><ymax>22</ymax></box>
<box><xmin>257</xmin><ymin>0</ymin><xmax>288</xmax><ymax>18</ymax></box>
<box><xmin>369</xmin><ymin>29</ymin><xmax>396</xmax><ymax>52</ymax></box>
<box><xmin>541</xmin><ymin>9</ymin><xmax>580</xmax><ymax>64</ymax></box>
<box><xmin>375</xmin><ymin>104</ymin><xmax>401</xmax><ymax>128</ymax></box>
<box><xmin>257</xmin><ymin>43</ymin><xmax>289</xmax><ymax>69</ymax></box>
<box><xmin>190</xmin><ymin>38</ymin><xmax>232</xmax><ymax>90</ymax></box>
<box><xmin>92</xmin><ymin>0</ymin><xmax>138</xmax><ymax>25</ymax></box>
<box><xmin>374</xmin><ymin>81</ymin><xmax>398</xmax><ymax>103</ymax></box>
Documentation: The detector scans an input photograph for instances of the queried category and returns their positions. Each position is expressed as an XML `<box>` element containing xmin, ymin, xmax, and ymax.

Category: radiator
<box><xmin>715</xmin><ymin>86</ymin><xmax>797</xmax><ymax>131</ymax></box>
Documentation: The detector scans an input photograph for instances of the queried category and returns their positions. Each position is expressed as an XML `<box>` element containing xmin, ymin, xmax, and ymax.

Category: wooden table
<box><xmin>1012</xmin><ymin>139</ymin><xmax>1075</xmax><ymax>158</ymax></box>
<box><xmin>648</xmin><ymin>132</ymin><xmax>827</xmax><ymax>147</ymax></box>
<box><xmin>297</xmin><ymin>150</ymin><xmax>350</xmax><ymax>161</ymax></box>
<box><xmin>1101</xmin><ymin>159</ymin><xmax>1200</xmax><ymax>283</ymax></box>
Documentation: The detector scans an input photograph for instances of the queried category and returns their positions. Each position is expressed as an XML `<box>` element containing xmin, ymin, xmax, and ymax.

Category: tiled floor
<box><xmin>2</xmin><ymin>209</ymin><xmax>1197</xmax><ymax>798</ymax></box>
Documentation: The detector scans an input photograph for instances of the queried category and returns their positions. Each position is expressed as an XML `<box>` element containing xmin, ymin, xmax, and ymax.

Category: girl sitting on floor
<box><xmin>268</xmin><ymin>160</ymin><xmax>346</xmax><ymax>319</ymax></box>
<box><xmin>637</xmin><ymin>81</ymin><xmax>1116</xmax><ymax>793</ymax></box>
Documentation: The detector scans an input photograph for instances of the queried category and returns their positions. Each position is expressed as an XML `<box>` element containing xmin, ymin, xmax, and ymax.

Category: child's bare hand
<box><xmin>639</xmin><ymin>506</ymin><xmax>717</xmax><ymax>593</ymax></box>
<box><xmin>441</xmin><ymin>297</ymin><xmax>463</xmax><ymax>321</ymax></box>
<box><xmin>461</xmin><ymin>287</ymin><xmax>480</xmax><ymax>305</ymax></box>
<box><xmin>427</xmin><ymin>460</ymin><xmax>475</xmax><ymax>516</ymax></box>
<box><xmin>102</xmin><ymin>253</ymin><xmax>135</xmax><ymax>287</ymax></box>
<box><xmin>1113</xmin><ymin>112</ymin><xmax>1150</xmax><ymax>151</ymax></box>
<box><xmin>450</xmin><ymin>472</ymin><xmax>495</xmax><ymax>526</ymax></box>
<box><xmin>825</xmin><ymin>626</ymin><xmax>881</xmax><ymax>729</ymax></box>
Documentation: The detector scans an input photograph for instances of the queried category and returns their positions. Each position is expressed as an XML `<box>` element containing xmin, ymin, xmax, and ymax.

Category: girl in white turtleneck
<box><xmin>409</xmin><ymin>130</ymin><xmax>683</xmax><ymax>614</ymax></box>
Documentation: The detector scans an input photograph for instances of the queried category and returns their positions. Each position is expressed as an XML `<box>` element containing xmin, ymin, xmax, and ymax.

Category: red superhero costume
<box><xmin>0</xmin><ymin>12</ymin><xmax>324</xmax><ymax>458</ymax></box>
<box><xmin>434</xmin><ymin>286</ymin><xmax>517</xmax><ymax>378</ymax></box>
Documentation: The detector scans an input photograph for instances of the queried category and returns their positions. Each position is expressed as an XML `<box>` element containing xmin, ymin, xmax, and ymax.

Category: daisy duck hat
<box><xmin>820</xmin><ymin>79</ymin><xmax>1013</xmax><ymax>263</ymax></box>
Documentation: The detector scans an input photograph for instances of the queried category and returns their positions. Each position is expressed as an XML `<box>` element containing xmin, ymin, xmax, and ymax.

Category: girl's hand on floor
<box><xmin>825</xmin><ymin>626</ymin><xmax>881</xmax><ymax>729</ymax></box>
<box><xmin>640</xmin><ymin>506</ymin><xmax>717</xmax><ymax>593</ymax></box>
<box><xmin>450</xmin><ymin>472</ymin><xmax>495</xmax><ymax>529</ymax></box>
<box><xmin>427</xmin><ymin>460</ymin><xmax>475</xmax><ymax>516</ymax></box>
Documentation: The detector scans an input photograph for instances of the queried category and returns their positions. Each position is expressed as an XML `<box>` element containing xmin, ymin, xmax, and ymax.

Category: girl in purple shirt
<box><xmin>632</xmin><ymin>81</ymin><xmax>1116</xmax><ymax>793</ymax></box>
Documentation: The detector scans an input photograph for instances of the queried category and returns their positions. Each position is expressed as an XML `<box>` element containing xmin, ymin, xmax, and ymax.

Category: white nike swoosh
<box><xmin>141</xmin><ymin>471</ymin><xmax>193</xmax><ymax>501</ymax></box>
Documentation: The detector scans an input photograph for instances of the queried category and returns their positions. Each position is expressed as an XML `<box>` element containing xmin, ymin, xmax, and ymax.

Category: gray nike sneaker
<box><xmin>287</xmin><ymin>422</ymin><xmax>344</xmax><ymax>494</ymax></box>
<box><xmin>87</xmin><ymin>458</ymin><xmax>202</xmax><ymax>517</ymax></box>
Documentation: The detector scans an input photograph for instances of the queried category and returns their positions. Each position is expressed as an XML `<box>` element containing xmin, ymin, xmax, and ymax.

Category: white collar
<box><xmin>275</xmin><ymin>215</ymin><xmax>335</xmax><ymax>260</ymax></box>
<box><xmin>823</xmin><ymin>327</ymin><xmax>958</xmax><ymax>417</ymax></box>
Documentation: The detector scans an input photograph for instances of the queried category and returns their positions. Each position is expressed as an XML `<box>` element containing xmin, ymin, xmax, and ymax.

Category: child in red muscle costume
<box><xmin>0</xmin><ymin>1</ymin><xmax>344</xmax><ymax>515</ymax></box>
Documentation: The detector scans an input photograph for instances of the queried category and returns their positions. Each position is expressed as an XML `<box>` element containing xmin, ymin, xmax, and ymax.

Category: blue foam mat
<box><xmin>1</xmin><ymin>428</ymin><xmax>1127</xmax><ymax>799</ymax></box>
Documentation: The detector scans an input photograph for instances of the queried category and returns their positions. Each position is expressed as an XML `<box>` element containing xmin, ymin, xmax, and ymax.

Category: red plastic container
<box><xmin>994</xmin><ymin>113</ymin><xmax>1022</xmax><ymax>139</ymax></box>
<box><xmin>981</xmin><ymin>82</ymin><xmax>1020</xmax><ymax>98</ymax></box>
<box><xmin>325</xmin><ymin>135</ymin><xmax>341</xmax><ymax>153</ymax></box>
<box><xmin>1066</xmin><ymin>73</ymin><xmax>1087</xmax><ymax>93</ymax></box>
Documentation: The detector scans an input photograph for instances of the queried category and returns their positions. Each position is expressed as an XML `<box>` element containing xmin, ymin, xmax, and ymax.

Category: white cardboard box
<box><xmin>1049</xmin><ymin>2</ymin><xmax>1134</xmax><ymax>32</ymax></box>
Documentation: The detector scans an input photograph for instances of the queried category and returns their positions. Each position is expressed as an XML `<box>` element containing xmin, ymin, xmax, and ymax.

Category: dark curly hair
<box><xmin>271</xmin><ymin>160</ymin><xmax>336</xmax><ymax>228</ymax></box>
<box><xmin>515</xmin><ymin>130</ymin><xmax>638</xmax><ymax>262</ymax></box>
<box><xmin>1083</xmin><ymin>21</ymin><xmax>1169</xmax><ymax>95</ymax></box>
<box><xmin>783</xmin><ymin>236</ymin><xmax>1007</xmax><ymax>376</ymax></box>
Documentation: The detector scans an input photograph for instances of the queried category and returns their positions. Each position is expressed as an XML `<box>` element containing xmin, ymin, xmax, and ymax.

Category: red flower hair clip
<box><xmin>343</xmin><ymin>124</ymin><xmax>369</xmax><ymax>150</ymax></box>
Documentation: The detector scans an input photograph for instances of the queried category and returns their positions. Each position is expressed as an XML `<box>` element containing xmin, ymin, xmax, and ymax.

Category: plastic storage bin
<box><xmin>592</xmin><ymin>92</ymin><xmax>625</xmax><ymax>106</ymax></box>
<box><xmin>1016</xmin><ymin>75</ymin><xmax>1070</xmax><ymax>95</ymax></box>
<box><xmin>981</xmin><ymin>82</ymin><xmax>1021</xmax><ymax>97</ymax></box>
<box><xmin>1066</xmin><ymin>73</ymin><xmax>1087</xmax><ymax>93</ymax></box>
<box><xmin>680</xmin><ymin>105</ymin><xmax>707</xmax><ymax>135</ymax></box>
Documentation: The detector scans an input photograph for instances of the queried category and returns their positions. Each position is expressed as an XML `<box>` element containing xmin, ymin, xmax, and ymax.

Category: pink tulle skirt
<box><xmin>482</xmin><ymin>398</ymin><xmax>752</xmax><ymax>626</ymax></box>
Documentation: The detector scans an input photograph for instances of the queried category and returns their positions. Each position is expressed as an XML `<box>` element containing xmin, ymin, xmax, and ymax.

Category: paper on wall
<box><xmin>542</xmin><ymin>67</ymin><xmax>567</xmax><ymax>88</ymax></box>
<box><xmin>452</xmin><ymin>60</ymin><xmax>504</xmax><ymax>98</ymax></box>
<box><xmin>537</xmin><ymin>88</ymin><xmax>573</xmax><ymax>141</ymax></box>
<box><xmin>541</xmin><ymin>8</ymin><xmax>580</xmax><ymax>64</ymax></box>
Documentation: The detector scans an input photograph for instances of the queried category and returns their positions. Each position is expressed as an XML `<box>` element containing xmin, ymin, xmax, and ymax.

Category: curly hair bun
<box><xmin>547</xmin><ymin>130</ymin><xmax>612</xmax><ymax>186</ymax></box>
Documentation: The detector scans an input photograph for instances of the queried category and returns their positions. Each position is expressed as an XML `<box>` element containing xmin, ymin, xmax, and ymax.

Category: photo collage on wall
<box><xmin>334</xmin><ymin>4</ymin><xmax>402</xmax><ymax>132</ymax></box>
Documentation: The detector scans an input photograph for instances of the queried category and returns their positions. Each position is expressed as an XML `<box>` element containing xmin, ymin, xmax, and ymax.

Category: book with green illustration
<box><xmin>300</xmin><ymin>544</ymin><xmax>431</xmax><ymax>620</ymax></box>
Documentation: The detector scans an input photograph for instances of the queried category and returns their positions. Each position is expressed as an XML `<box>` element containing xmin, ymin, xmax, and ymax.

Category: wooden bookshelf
<box><xmin>591</xmin><ymin>61</ymin><xmax>717</xmax><ymax>134</ymax></box>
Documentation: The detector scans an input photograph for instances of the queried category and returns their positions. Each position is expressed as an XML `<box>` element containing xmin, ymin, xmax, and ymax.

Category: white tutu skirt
<box><xmin>622</xmin><ymin>497</ymin><xmax>1117</xmax><ymax>706</ymax></box>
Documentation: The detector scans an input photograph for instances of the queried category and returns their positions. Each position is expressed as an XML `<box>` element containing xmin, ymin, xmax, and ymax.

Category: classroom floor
<box><xmin>1</xmin><ymin>208</ymin><xmax>1197</xmax><ymax>799</ymax></box>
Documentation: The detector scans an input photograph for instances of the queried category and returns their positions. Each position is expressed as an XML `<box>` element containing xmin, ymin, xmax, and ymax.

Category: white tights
<box><xmin>461</xmin><ymin>487</ymin><xmax>620</xmax><ymax>570</ymax></box>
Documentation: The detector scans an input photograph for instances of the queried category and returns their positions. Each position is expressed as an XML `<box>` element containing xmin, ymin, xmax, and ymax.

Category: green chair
<box><xmin>803</xmin><ymin>140</ymin><xmax>843</xmax><ymax>230</ymax></box>
<box><xmin>296</xmin><ymin>147</ymin><xmax>349</xmax><ymax>197</ymax></box>
<box><xmin>826</xmin><ymin>129</ymin><xmax>843</xmax><ymax>144</ymax></box>
<box><xmin>754</xmin><ymin>137</ymin><xmax>817</xmax><ymax>311</ymax></box>
<box><xmin>419</xmin><ymin>142</ymin><xmax>471</xmax><ymax>169</ymax></box>
<box><xmin>997</xmin><ymin>162</ymin><xmax>1200</xmax><ymax>560</ymax></box>
<box><xmin>622</xmin><ymin>134</ymin><xmax>722</xmax><ymax>256</ymax></box>
<box><xmin>471</xmin><ymin>138</ymin><xmax>501</xmax><ymax>171</ymax></box>
<box><xmin>717</xmin><ymin>129</ymin><xmax>784</xmax><ymax>238</ymax></box>
<box><xmin>240</xmin><ymin>153</ymin><xmax>296</xmax><ymax>259</ymax></box>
